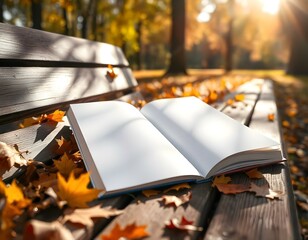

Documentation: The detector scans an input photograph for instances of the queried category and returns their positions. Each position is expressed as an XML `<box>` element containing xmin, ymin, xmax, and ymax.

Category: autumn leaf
<box><xmin>162</xmin><ymin>191</ymin><xmax>192</xmax><ymax>207</ymax></box>
<box><xmin>106</xmin><ymin>64</ymin><xmax>117</xmax><ymax>80</ymax></box>
<box><xmin>61</xmin><ymin>205</ymin><xmax>123</xmax><ymax>227</ymax></box>
<box><xmin>53</xmin><ymin>153</ymin><xmax>77</xmax><ymax>178</ymax></box>
<box><xmin>267</xmin><ymin>113</ymin><xmax>275</xmax><ymax>121</ymax></box>
<box><xmin>142</xmin><ymin>189</ymin><xmax>161</xmax><ymax>198</ymax></box>
<box><xmin>23</xmin><ymin>220</ymin><xmax>74</xmax><ymax>240</ymax></box>
<box><xmin>212</xmin><ymin>175</ymin><xmax>232</xmax><ymax>187</ymax></box>
<box><xmin>57</xmin><ymin>172</ymin><xmax>102</xmax><ymax>208</ymax></box>
<box><xmin>249</xmin><ymin>183</ymin><xmax>283</xmax><ymax>200</ymax></box>
<box><xmin>165</xmin><ymin>216</ymin><xmax>203</xmax><ymax>231</ymax></box>
<box><xmin>245</xmin><ymin>168</ymin><xmax>264</xmax><ymax>179</ymax></box>
<box><xmin>4</xmin><ymin>180</ymin><xmax>31</xmax><ymax>208</ymax></box>
<box><xmin>282</xmin><ymin>120</ymin><xmax>291</xmax><ymax>128</ymax></box>
<box><xmin>19</xmin><ymin>116</ymin><xmax>44</xmax><ymax>128</ymax></box>
<box><xmin>235</xmin><ymin>94</ymin><xmax>245</xmax><ymax>101</ymax></box>
<box><xmin>163</xmin><ymin>183</ymin><xmax>191</xmax><ymax>193</ymax></box>
<box><xmin>0</xmin><ymin>142</ymin><xmax>28</xmax><ymax>176</ymax></box>
<box><xmin>46</xmin><ymin>110</ymin><xmax>66</xmax><ymax>122</ymax></box>
<box><xmin>55</xmin><ymin>136</ymin><xmax>74</xmax><ymax>155</ymax></box>
<box><xmin>215</xmin><ymin>183</ymin><xmax>250</xmax><ymax>195</ymax></box>
<box><xmin>32</xmin><ymin>173</ymin><xmax>58</xmax><ymax>189</ymax></box>
<box><xmin>101</xmin><ymin>223</ymin><xmax>149</xmax><ymax>240</ymax></box>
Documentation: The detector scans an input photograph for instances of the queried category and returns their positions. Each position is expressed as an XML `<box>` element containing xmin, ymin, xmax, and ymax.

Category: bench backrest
<box><xmin>0</xmin><ymin>23</ymin><xmax>138</xmax><ymax>125</ymax></box>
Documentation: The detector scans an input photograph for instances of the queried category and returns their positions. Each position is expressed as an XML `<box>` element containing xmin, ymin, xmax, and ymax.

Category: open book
<box><xmin>67</xmin><ymin>97</ymin><xmax>284</xmax><ymax>197</ymax></box>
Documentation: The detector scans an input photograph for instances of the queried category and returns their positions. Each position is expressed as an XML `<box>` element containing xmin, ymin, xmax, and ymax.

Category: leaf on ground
<box><xmin>46</xmin><ymin>110</ymin><xmax>66</xmax><ymax>122</ymax></box>
<box><xmin>245</xmin><ymin>168</ymin><xmax>264</xmax><ymax>179</ymax></box>
<box><xmin>162</xmin><ymin>191</ymin><xmax>192</xmax><ymax>207</ymax></box>
<box><xmin>55</xmin><ymin>136</ymin><xmax>74</xmax><ymax>155</ymax></box>
<box><xmin>32</xmin><ymin>173</ymin><xmax>58</xmax><ymax>189</ymax></box>
<box><xmin>215</xmin><ymin>183</ymin><xmax>250</xmax><ymax>195</ymax></box>
<box><xmin>106</xmin><ymin>64</ymin><xmax>118</xmax><ymax>80</ymax></box>
<box><xmin>57</xmin><ymin>172</ymin><xmax>102</xmax><ymax>208</ymax></box>
<box><xmin>23</xmin><ymin>220</ymin><xmax>74</xmax><ymax>240</ymax></box>
<box><xmin>4</xmin><ymin>180</ymin><xmax>31</xmax><ymax>208</ymax></box>
<box><xmin>53</xmin><ymin>153</ymin><xmax>77</xmax><ymax>178</ymax></box>
<box><xmin>165</xmin><ymin>216</ymin><xmax>203</xmax><ymax>232</ymax></box>
<box><xmin>235</xmin><ymin>94</ymin><xmax>245</xmax><ymax>102</ymax></box>
<box><xmin>212</xmin><ymin>175</ymin><xmax>232</xmax><ymax>187</ymax></box>
<box><xmin>1</xmin><ymin>199</ymin><xmax>22</xmax><ymax>240</ymax></box>
<box><xmin>0</xmin><ymin>142</ymin><xmax>28</xmax><ymax>176</ymax></box>
<box><xmin>163</xmin><ymin>183</ymin><xmax>191</xmax><ymax>193</ymax></box>
<box><xmin>61</xmin><ymin>205</ymin><xmax>123</xmax><ymax>227</ymax></box>
<box><xmin>101</xmin><ymin>222</ymin><xmax>149</xmax><ymax>240</ymax></box>
<box><xmin>267</xmin><ymin>113</ymin><xmax>275</xmax><ymax>121</ymax></box>
<box><xmin>249</xmin><ymin>183</ymin><xmax>283</xmax><ymax>200</ymax></box>
<box><xmin>19</xmin><ymin>116</ymin><xmax>44</xmax><ymax>128</ymax></box>
<box><xmin>142</xmin><ymin>189</ymin><xmax>161</xmax><ymax>198</ymax></box>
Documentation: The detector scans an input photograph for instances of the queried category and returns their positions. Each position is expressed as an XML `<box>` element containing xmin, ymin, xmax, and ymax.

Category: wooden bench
<box><xmin>0</xmin><ymin>23</ymin><xmax>302</xmax><ymax>239</ymax></box>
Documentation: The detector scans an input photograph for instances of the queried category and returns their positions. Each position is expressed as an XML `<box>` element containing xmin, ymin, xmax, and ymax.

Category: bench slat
<box><xmin>204</xmin><ymin>80</ymin><xmax>301</xmax><ymax>240</ymax></box>
<box><xmin>0</xmin><ymin>67</ymin><xmax>137</xmax><ymax>123</ymax></box>
<box><xmin>0</xmin><ymin>23</ymin><xmax>129</xmax><ymax>66</ymax></box>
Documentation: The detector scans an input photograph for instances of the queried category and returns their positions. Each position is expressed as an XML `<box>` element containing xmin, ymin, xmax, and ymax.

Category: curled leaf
<box><xmin>249</xmin><ymin>183</ymin><xmax>283</xmax><ymax>200</ymax></box>
<box><xmin>165</xmin><ymin>216</ymin><xmax>203</xmax><ymax>231</ymax></box>
<box><xmin>162</xmin><ymin>191</ymin><xmax>192</xmax><ymax>207</ymax></box>
<box><xmin>215</xmin><ymin>183</ymin><xmax>250</xmax><ymax>195</ymax></box>
<box><xmin>163</xmin><ymin>183</ymin><xmax>191</xmax><ymax>193</ymax></box>
<box><xmin>245</xmin><ymin>168</ymin><xmax>264</xmax><ymax>179</ymax></box>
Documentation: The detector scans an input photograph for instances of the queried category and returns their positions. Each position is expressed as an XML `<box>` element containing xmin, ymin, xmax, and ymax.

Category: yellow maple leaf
<box><xmin>101</xmin><ymin>222</ymin><xmax>149</xmax><ymax>240</ymax></box>
<box><xmin>57</xmin><ymin>172</ymin><xmax>101</xmax><ymax>208</ymax></box>
<box><xmin>142</xmin><ymin>189</ymin><xmax>161</xmax><ymax>198</ymax></box>
<box><xmin>46</xmin><ymin>109</ymin><xmax>65</xmax><ymax>122</ymax></box>
<box><xmin>235</xmin><ymin>94</ymin><xmax>245</xmax><ymax>102</ymax></box>
<box><xmin>163</xmin><ymin>183</ymin><xmax>191</xmax><ymax>193</ymax></box>
<box><xmin>53</xmin><ymin>153</ymin><xmax>76</xmax><ymax>178</ymax></box>
<box><xmin>4</xmin><ymin>180</ymin><xmax>31</xmax><ymax>208</ymax></box>
<box><xmin>19</xmin><ymin>116</ymin><xmax>41</xmax><ymax>128</ymax></box>
<box><xmin>212</xmin><ymin>175</ymin><xmax>232</xmax><ymax>187</ymax></box>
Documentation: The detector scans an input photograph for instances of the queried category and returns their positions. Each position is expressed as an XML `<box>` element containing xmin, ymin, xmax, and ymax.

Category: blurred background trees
<box><xmin>0</xmin><ymin>0</ymin><xmax>306</xmax><ymax>75</ymax></box>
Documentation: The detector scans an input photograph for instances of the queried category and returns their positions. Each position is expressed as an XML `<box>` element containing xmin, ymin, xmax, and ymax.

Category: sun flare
<box><xmin>260</xmin><ymin>0</ymin><xmax>281</xmax><ymax>15</ymax></box>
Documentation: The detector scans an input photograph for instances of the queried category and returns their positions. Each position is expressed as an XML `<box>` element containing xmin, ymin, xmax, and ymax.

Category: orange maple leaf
<box><xmin>212</xmin><ymin>175</ymin><xmax>232</xmax><ymax>187</ymax></box>
<box><xmin>215</xmin><ymin>183</ymin><xmax>250</xmax><ymax>195</ymax></box>
<box><xmin>267</xmin><ymin>113</ymin><xmax>275</xmax><ymax>122</ymax></box>
<box><xmin>57</xmin><ymin>172</ymin><xmax>101</xmax><ymax>208</ymax></box>
<box><xmin>53</xmin><ymin>153</ymin><xmax>77</xmax><ymax>178</ymax></box>
<box><xmin>101</xmin><ymin>222</ymin><xmax>149</xmax><ymax>240</ymax></box>
<box><xmin>235</xmin><ymin>94</ymin><xmax>245</xmax><ymax>102</ymax></box>
<box><xmin>4</xmin><ymin>179</ymin><xmax>31</xmax><ymax>208</ymax></box>
<box><xmin>163</xmin><ymin>183</ymin><xmax>191</xmax><ymax>193</ymax></box>
<box><xmin>46</xmin><ymin>109</ymin><xmax>65</xmax><ymax>122</ymax></box>
<box><xmin>165</xmin><ymin>216</ymin><xmax>203</xmax><ymax>231</ymax></box>
<box><xmin>245</xmin><ymin>168</ymin><xmax>264</xmax><ymax>179</ymax></box>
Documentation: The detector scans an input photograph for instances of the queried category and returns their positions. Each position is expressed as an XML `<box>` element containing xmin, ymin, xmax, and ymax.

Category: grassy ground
<box><xmin>133</xmin><ymin>69</ymin><xmax>308</xmax><ymax>239</ymax></box>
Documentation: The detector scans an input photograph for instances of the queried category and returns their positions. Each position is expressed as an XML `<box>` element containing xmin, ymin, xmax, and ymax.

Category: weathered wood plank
<box><xmin>0</xmin><ymin>23</ymin><xmax>129</xmax><ymax>66</ymax></box>
<box><xmin>0</xmin><ymin>66</ymin><xmax>137</xmax><ymax>123</ymax></box>
<box><xmin>204</xmin><ymin>80</ymin><xmax>301</xmax><ymax>240</ymax></box>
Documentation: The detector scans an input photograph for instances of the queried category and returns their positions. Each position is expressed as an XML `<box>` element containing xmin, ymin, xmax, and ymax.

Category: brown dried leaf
<box><xmin>106</xmin><ymin>64</ymin><xmax>118</xmax><ymax>80</ymax></box>
<box><xmin>0</xmin><ymin>142</ymin><xmax>28</xmax><ymax>176</ymax></box>
<box><xmin>61</xmin><ymin>205</ymin><xmax>123</xmax><ymax>227</ymax></box>
<box><xmin>165</xmin><ymin>216</ymin><xmax>203</xmax><ymax>231</ymax></box>
<box><xmin>215</xmin><ymin>183</ymin><xmax>250</xmax><ymax>194</ymax></box>
<box><xmin>249</xmin><ymin>183</ymin><xmax>283</xmax><ymax>200</ymax></box>
<box><xmin>53</xmin><ymin>153</ymin><xmax>77</xmax><ymax>179</ymax></box>
<box><xmin>32</xmin><ymin>173</ymin><xmax>58</xmax><ymax>189</ymax></box>
<box><xmin>245</xmin><ymin>168</ymin><xmax>264</xmax><ymax>179</ymax></box>
<box><xmin>101</xmin><ymin>222</ymin><xmax>149</xmax><ymax>240</ymax></box>
<box><xmin>162</xmin><ymin>191</ymin><xmax>192</xmax><ymax>207</ymax></box>
<box><xmin>163</xmin><ymin>183</ymin><xmax>191</xmax><ymax>193</ymax></box>
<box><xmin>212</xmin><ymin>175</ymin><xmax>232</xmax><ymax>187</ymax></box>
<box><xmin>55</xmin><ymin>136</ymin><xmax>74</xmax><ymax>155</ymax></box>
<box><xmin>23</xmin><ymin>220</ymin><xmax>74</xmax><ymax>240</ymax></box>
<box><xmin>142</xmin><ymin>189</ymin><xmax>161</xmax><ymax>198</ymax></box>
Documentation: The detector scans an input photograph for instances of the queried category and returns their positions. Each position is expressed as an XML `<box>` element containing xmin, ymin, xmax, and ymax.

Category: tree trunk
<box><xmin>136</xmin><ymin>21</ymin><xmax>142</xmax><ymax>70</ymax></box>
<box><xmin>62</xmin><ymin>7</ymin><xmax>69</xmax><ymax>35</ymax></box>
<box><xmin>282</xmin><ymin>0</ymin><xmax>308</xmax><ymax>75</ymax></box>
<box><xmin>165</xmin><ymin>0</ymin><xmax>187</xmax><ymax>76</ymax></box>
<box><xmin>224</xmin><ymin>0</ymin><xmax>234</xmax><ymax>72</ymax></box>
<box><xmin>31</xmin><ymin>0</ymin><xmax>42</xmax><ymax>30</ymax></box>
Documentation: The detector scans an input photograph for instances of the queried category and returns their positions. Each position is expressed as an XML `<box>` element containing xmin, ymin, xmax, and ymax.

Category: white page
<box><xmin>68</xmin><ymin>101</ymin><xmax>201</xmax><ymax>193</ymax></box>
<box><xmin>140</xmin><ymin>97</ymin><xmax>280</xmax><ymax>177</ymax></box>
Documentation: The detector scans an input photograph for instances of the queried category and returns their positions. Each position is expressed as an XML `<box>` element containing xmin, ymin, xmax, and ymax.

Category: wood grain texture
<box><xmin>0</xmin><ymin>23</ymin><xmax>129</xmax><ymax>66</ymax></box>
<box><xmin>204</xmin><ymin>80</ymin><xmax>301</xmax><ymax>240</ymax></box>
<box><xmin>0</xmin><ymin>66</ymin><xmax>137</xmax><ymax>123</ymax></box>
